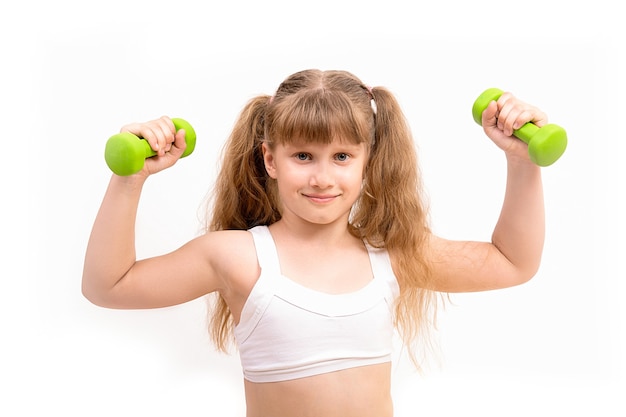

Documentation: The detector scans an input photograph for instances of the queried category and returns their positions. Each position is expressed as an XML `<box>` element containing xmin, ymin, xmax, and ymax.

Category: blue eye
<box><xmin>296</xmin><ymin>153</ymin><xmax>310</xmax><ymax>161</ymax></box>
<box><xmin>336</xmin><ymin>153</ymin><xmax>349</xmax><ymax>161</ymax></box>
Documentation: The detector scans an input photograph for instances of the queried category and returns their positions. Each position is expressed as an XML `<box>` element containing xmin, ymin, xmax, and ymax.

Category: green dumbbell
<box><xmin>472</xmin><ymin>88</ymin><xmax>567</xmax><ymax>167</ymax></box>
<box><xmin>104</xmin><ymin>118</ymin><xmax>196</xmax><ymax>176</ymax></box>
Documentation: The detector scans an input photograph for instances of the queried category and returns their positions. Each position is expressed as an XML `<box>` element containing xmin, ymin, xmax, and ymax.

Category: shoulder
<box><xmin>195</xmin><ymin>228</ymin><xmax>260</xmax><ymax>293</ymax></box>
<box><xmin>196</xmin><ymin>229</ymin><xmax>258</xmax><ymax>266</ymax></box>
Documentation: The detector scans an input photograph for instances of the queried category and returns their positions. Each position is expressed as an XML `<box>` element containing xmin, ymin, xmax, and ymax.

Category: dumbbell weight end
<box><xmin>517</xmin><ymin>122</ymin><xmax>567</xmax><ymax>167</ymax></box>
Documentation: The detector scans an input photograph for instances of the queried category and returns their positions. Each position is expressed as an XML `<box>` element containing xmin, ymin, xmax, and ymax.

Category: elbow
<box><xmin>81</xmin><ymin>281</ymin><xmax>106</xmax><ymax>307</ymax></box>
<box><xmin>493</xmin><ymin>242</ymin><xmax>543</xmax><ymax>288</ymax></box>
<box><xmin>512</xmin><ymin>260</ymin><xmax>542</xmax><ymax>287</ymax></box>
<box><xmin>517</xmin><ymin>272</ymin><xmax>537</xmax><ymax>287</ymax></box>
<box><xmin>81</xmin><ymin>275</ymin><xmax>117</xmax><ymax>308</ymax></box>
<box><xmin>524</xmin><ymin>251</ymin><xmax>543</xmax><ymax>281</ymax></box>
<box><xmin>493</xmin><ymin>256</ymin><xmax>542</xmax><ymax>290</ymax></box>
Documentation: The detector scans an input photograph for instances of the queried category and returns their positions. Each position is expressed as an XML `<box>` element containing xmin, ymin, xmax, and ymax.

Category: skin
<box><xmin>82</xmin><ymin>93</ymin><xmax>546</xmax><ymax>417</ymax></box>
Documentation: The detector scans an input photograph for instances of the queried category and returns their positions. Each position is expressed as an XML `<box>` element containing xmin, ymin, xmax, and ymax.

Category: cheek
<box><xmin>274</xmin><ymin>165</ymin><xmax>304</xmax><ymax>190</ymax></box>
<box><xmin>342</xmin><ymin>168</ymin><xmax>366</xmax><ymax>190</ymax></box>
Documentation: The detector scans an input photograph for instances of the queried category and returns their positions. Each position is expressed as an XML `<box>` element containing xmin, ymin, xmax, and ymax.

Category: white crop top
<box><xmin>234</xmin><ymin>225</ymin><xmax>400</xmax><ymax>383</ymax></box>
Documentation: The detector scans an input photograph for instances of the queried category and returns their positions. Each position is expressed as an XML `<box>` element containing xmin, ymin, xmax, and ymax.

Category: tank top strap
<box><xmin>366</xmin><ymin>244</ymin><xmax>400</xmax><ymax>300</ymax></box>
<box><xmin>236</xmin><ymin>226</ymin><xmax>280</xmax><ymax>345</ymax></box>
<box><xmin>248</xmin><ymin>225</ymin><xmax>281</xmax><ymax>275</ymax></box>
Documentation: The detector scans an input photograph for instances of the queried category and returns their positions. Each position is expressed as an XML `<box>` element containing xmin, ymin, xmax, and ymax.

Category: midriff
<box><xmin>243</xmin><ymin>362</ymin><xmax>393</xmax><ymax>417</ymax></box>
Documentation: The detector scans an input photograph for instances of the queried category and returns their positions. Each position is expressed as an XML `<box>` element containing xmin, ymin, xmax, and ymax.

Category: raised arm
<box><xmin>82</xmin><ymin>117</ymin><xmax>225</xmax><ymax>308</ymax></box>
<box><xmin>427</xmin><ymin>93</ymin><xmax>546</xmax><ymax>293</ymax></box>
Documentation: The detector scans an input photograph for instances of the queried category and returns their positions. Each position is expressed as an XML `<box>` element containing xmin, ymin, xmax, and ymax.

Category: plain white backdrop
<box><xmin>3</xmin><ymin>1</ymin><xmax>624</xmax><ymax>416</ymax></box>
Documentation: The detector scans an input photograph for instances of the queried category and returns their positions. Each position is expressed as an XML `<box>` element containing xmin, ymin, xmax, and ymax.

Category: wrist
<box><xmin>110</xmin><ymin>172</ymin><xmax>148</xmax><ymax>192</ymax></box>
<box><xmin>505</xmin><ymin>153</ymin><xmax>543</xmax><ymax>182</ymax></box>
<box><xmin>504</xmin><ymin>147</ymin><xmax>540</xmax><ymax>169</ymax></box>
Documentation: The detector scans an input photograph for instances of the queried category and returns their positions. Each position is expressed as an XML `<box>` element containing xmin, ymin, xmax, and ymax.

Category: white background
<box><xmin>3</xmin><ymin>1</ymin><xmax>624</xmax><ymax>416</ymax></box>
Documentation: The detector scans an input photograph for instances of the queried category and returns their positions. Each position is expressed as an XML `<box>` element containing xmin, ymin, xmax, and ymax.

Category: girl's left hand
<box><xmin>481</xmin><ymin>92</ymin><xmax>548</xmax><ymax>162</ymax></box>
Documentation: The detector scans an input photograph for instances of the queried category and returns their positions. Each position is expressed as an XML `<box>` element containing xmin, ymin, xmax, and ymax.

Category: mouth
<box><xmin>303</xmin><ymin>193</ymin><xmax>339</xmax><ymax>204</ymax></box>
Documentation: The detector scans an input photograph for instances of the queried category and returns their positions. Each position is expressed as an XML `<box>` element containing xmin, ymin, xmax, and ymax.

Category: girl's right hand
<box><xmin>119</xmin><ymin>116</ymin><xmax>188</xmax><ymax>176</ymax></box>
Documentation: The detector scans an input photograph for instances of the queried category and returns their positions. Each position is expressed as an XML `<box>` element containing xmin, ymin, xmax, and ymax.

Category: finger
<box><xmin>502</xmin><ymin>104</ymin><xmax>547</xmax><ymax>135</ymax></box>
<box><xmin>497</xmin><ymin>94</ymin><xmax>531</xmax><ymax>136</ymax></box>
<box><xmin>142</xmin><ymin>125</ymin><xmax>167</xmax><ymax>156</ymax></box>
<box><xmin>481</xmin><ymin>100</ymin><xmax>499</xmax><ymax>129</ymax></box>
<box><xmin>511</xmin><ymin>109</ymin><xmax>536</xmax><ymax>132</ymax></box>
<box><xmin>529</xmin><ymin>108</ymin><xmax>548</xmax><ymax>128</ymax></box>
<box><xmin>154</xmin><ymin>116</ymin><xmax>177</xmax><ymax>154</ymax></box>
<box><xmin>495</xmin><ymin>92</ymin><xmax>514</xmax><ymax>132</ymax></box>
<box><xmin>502</xmin><ymin>106</ymin><xmax>526</xmax><ymax>136</ymax></box>
<box><xmin>120</xmin><ymin>123</ymin><xmax>159</xmax><ymax>153</ymax></box>
<box><xmin>172</xmin><ymin>128</ymin><xmax>188</xmax><ymax>156</ymax></box>
<box><xmin>120</xmin><ymin>118</ymin><xmax>175</xmax><ymax>156</ymax></box>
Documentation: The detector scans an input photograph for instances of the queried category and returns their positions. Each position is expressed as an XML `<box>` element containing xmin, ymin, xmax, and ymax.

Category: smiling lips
<box><xmin>303</xmin><ymin>193</ymin><xmax>339</xmax><ymax>204</ymax></box>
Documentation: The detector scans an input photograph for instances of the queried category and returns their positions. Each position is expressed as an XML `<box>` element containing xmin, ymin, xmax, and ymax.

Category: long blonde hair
<box><xmin>207</xmin><ymin>69</ymin><xmax>439</xmax><ymax>366</ymax></box>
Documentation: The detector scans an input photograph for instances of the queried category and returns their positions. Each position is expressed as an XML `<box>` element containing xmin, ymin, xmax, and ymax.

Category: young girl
<box><xmin>82</xmin><ymin>69</ymin><xmax>546</xmax><ymax>417</ymax></box>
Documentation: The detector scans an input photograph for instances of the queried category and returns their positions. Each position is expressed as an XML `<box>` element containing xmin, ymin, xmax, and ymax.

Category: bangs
<box><xmin>266</xmin><ymin>88</ymin><xmax>373</xmax><ymax>146</ymax></box>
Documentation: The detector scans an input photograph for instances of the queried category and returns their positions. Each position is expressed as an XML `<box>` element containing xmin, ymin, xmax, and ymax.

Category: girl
<box><xmin>82</xmin><ymin>69</ymin><xmax>546</xmax><ymax>417</ymax></box>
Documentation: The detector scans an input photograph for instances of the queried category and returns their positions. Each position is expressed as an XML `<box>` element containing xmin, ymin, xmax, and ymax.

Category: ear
<box><xmin>262</xmin><ymin>142</ymin><xmax>278</xmax><ymax>179</ymax></box>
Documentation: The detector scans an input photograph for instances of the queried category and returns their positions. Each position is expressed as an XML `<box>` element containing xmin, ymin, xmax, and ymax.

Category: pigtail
<box><xmin>207</xmin><ymin>95</ymin><xmax>280</xmax><ymax>351</ymax></box>
<box><xmin>356</xmin><ymin>87</ymin><xmax>427</xmax><ymax>247</ymax></box>
<box><xmin>209</xmin><ymin>95</ymin><xmax>280</xmax><ymax>232</ymax></box>
<box><xmin>355</xmin><ymin>86</ymin><xmax>440</xmax><ymax>369</ymax></box>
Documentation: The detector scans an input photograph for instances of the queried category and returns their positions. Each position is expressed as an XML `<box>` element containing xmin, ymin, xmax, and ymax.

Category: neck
<box><xmin>269</xmin><ymin>217</ymin><xmax>355</xmax><ymax>248</ymax></box>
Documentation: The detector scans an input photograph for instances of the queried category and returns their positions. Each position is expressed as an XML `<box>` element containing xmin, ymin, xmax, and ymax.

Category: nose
<box><xmin>309</xmin><ymin>161</ymin><xmax>335</xmax><ymax>189</ymax></box>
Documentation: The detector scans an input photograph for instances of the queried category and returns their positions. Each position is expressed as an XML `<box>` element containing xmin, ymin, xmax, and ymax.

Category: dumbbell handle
<box><xmin>472</xmin><ymin>88</ymin><xmax>567</xmax><ymax>167</ymax></box>
<box><xmin>105</xmin><ymin>118</ymin><xmax>196</xmax><ymax>176</ymax></box>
